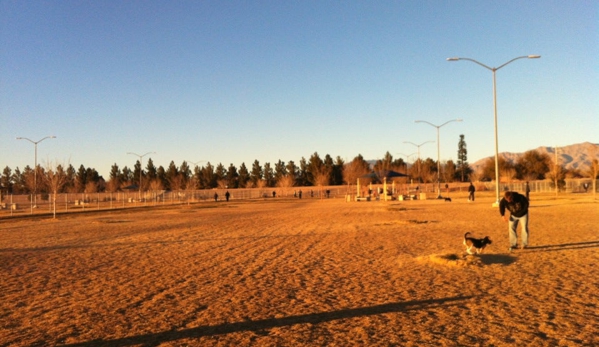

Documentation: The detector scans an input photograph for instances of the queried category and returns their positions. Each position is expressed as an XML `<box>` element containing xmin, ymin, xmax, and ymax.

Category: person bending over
<box><xmin>499</xmin><ymin>191</ymin><xmax>530</xmax><ymax>251</ymax></box>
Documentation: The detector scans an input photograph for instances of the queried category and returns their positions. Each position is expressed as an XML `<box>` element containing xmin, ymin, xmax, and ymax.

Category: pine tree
<box><xmin>1</xmin><ymin>166</ymin><xmax>13</xmax><ymax>195</ymax></box>
<box><xmin>457</xmin><ymin>134</ymin><xmax>471</xmax><ymax>182</ymax></box>
<box><xmin>238</xmin><ymin>163</ymin><xmax>250</xmax><ymax>188</ymax></box>
<box><xmin>263</xmin><ymin>162</ymin><xmax>274</xmax><ymax>187</ymax></box>
<box><xmin>250</xmin><ymin>160</ymin><xmax>263</xmax><ymax>187</ymax></box>
<box><xmin>226</xmin><ymin>163</ymin><xmax>239</xmax><ymax>188</ymax></box>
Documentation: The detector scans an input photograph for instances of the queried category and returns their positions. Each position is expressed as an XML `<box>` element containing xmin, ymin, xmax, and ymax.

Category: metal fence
<box><xmin>1</xmin><ymin>179</ymin><xmax>596</xmax><ymax>218</ymax></box>
<box><xmin>0</xmin><ymin>186</ymin><xmax>350</xmax><ymax>218</ymax></box>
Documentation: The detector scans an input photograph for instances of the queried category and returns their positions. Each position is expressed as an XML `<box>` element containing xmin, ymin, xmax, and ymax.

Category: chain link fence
<box><xmin>0</xmin><ymin>186</ymin><xmax>349</xmax><ymax>218</ymax></box>
<box><xmin>1</xmin><ymin>178</ymin><xmax>596</xmax><ymax>218</ymax></box>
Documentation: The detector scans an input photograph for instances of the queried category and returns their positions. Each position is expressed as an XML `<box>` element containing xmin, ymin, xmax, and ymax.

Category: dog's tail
<box><xmin>464</xmin><ymin>232</ymin><xmax>472</xmax><ymax>240</ymax></box>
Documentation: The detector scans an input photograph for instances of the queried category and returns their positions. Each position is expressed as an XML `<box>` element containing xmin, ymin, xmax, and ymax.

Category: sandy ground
<box><xmin>1</xmin><ymin>191</ymin><xmax>598</xmax><ymax>347</ymax></box>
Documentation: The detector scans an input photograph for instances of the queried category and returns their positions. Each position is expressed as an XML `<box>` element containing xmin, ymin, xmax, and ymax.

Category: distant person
<box><xmin>525</xmin><ymin>181</ymin><xmax>531</xmax><ymax>200</ymax></box>
<box><xmin>214</xmin><ymin>192</ymin><xmax>218</xmax><ymax>202</ymax></box>
<box><xmin>298</xmin><ymin>190</ymin><xmax>302</xmax><ymax>199</ymax></box>
<box><xmin>583</xmin><ymin>183</ymin><xmax>589</xmax><ymax>193</ymax></box>
<box><xmin>225</xmin><ymin>191</ymin><xmax>230</xmax><ymax>202</ymax></box>
<box><xmin>272</xmin><ymin>191</ymin><xmax>276</xmax><ymax>198</ymax></box>
<box><xmin>499</xmin><ymin>191</ymin><xmax>530</xmax><ymax>251</ymax></box>
<box><xmin>468</xmin><ymin>182</ymin><xmax>475</xmax><ymax>201</ymax></box>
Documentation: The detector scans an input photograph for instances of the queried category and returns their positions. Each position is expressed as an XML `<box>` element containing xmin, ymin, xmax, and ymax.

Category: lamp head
<box><xmin>446</xmin><ymin>57</ymin><xmax>460</xmax><ymax>61</ymax></box>
<box><xmin>528</xmin><ymin>55</ymin><xmax>541</xmax><ymax>59</ymax></box>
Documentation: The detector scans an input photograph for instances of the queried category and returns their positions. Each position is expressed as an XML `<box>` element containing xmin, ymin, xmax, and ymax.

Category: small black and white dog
<box><xmin>463</xmin><ymin>232</ymin><xmax>492</xmax><ymax>254</ymax></box>
<box><xmin>444</xmin><ymin>197</ymin><xmax>452</xmax><ymax>202</ymax></box>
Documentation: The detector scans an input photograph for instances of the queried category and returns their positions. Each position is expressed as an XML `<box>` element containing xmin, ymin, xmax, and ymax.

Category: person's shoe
<box><xmin>521</xmin><ymin>245</ymin><xmax>527</xmax><ymax>250</ymax></box>
<box><xmin>509</xmin><ymin>245</ymin><xmax>518</xmax><ymax>252</ymax></box>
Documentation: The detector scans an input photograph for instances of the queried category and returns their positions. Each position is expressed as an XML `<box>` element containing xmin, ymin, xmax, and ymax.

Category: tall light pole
<box><xmin>397</xmin><ymin>152</ymin><xmax>416</xmax><ymax>175</ymax></box>
<box><xmin>447</xmin><ymin>55</ymin><xmax>540</xmax><ymax>206</ymax></box>
<box><xmin>17</xmin><ymin>135</ymin><xmax>56</xmax><ymax>208</ymax></box>
<box><xmin>127</xmin><ymin>151</ymin><xmax>155</xmax><ymax>199</ymax></box>
<box><xmin>404</xmin><ymin>141</ymin><xmax>434</xmax><ymax>184</ymax></box>
<box><xmin>187</xmin><ymin>160</ymin><xmax>206</xmax><ymax>172</ymax></box>
<box><xmin>415</xmin><ymin>119</ymin><xmax>462</xmax><ymax>198</ymax></box>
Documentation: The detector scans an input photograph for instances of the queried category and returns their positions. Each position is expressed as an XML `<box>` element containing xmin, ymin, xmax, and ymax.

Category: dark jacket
<box><xmin>499</xmin><ymin>192</ymin><xmax>529</xmax><ymax>218</ymax></box>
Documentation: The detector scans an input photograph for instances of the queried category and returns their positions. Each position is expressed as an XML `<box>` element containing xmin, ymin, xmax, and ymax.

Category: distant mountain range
<box><xmin>470</xmin><ymin>142</ymin><xmax>599</xmax><ymax>173</ymax></box>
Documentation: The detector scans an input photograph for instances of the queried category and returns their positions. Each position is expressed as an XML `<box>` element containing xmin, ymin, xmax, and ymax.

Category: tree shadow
<box><xmin>523</xmin><ymin>240</ymin><xmax>599</xmax><ymax>252</ymax></box>
<box><xmin>63</xmin><ymin>295</ymin><xmax>476</xmax><ymax>347</ymax></box>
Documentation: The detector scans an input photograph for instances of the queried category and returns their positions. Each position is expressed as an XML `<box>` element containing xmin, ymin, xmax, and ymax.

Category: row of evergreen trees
<box><xmin>1</xmin><ymin>149</ymin><xmax>473</xmax><ymax>195</ymax></box>
<box><xmin>2</xmin><ymin>135</ymin><xmax>596</xmax><ymax>196</ymax></box>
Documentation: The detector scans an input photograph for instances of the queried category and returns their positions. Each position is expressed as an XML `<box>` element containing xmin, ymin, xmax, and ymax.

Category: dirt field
<box><xmin>1</xmin><ymin>191</ymin><xmax>598</xmax><ymax>346</ymax></box>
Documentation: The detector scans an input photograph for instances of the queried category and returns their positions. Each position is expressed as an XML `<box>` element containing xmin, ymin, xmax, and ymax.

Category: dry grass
<box><xmin>1</xmin><ymin>192</ymin><xmax>598</xmax><ymax>346</ymax></box>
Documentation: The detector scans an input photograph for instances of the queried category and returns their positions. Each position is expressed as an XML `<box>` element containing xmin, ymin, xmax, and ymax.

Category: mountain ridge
<box><xmin>470</xmin><ymin>142</ymin><xmax>599</xmax><ymax>173</ymax></box>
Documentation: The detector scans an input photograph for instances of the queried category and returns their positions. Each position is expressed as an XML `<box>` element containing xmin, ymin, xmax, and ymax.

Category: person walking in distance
<box><xmin>499</xmin><ymin>191</ymin><xmax>530</xmax><ymax>251</ymax></box>
<box><xmin>468</xmin><ymin>182</ymin><xmax>475</xmax><ymax>201</ymax></box>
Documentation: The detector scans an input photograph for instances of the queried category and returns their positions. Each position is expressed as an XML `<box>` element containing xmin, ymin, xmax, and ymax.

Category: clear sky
<box><xmin>1</xmin><ymin>1</ymin><xmax>597</xmax><ymax>178</ymax></box>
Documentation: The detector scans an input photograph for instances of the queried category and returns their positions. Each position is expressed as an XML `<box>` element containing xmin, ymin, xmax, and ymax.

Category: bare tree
<box><xmin>85</xmin><ymin>181</ymin><xmax>98</xmax><ymax>194</ymax></box>
<box><xmin>149</xmin><ymin>179</ymin><xmax>164</xmax><ymax>191</ymax></box>
<box><xmin>168</xmin><ymin>174</ymin><xmax>184</xmax><ymax>192</ymax></box>
<box><xmin>590</xmin><ymin>158</ymin><xmax>599</xmax><ymax>200</ymax></box>
<box><xmin>44</xmin><ymin>162</ymin><xmax>69</xmax><ymax>219</ymax></box>
<box><xmin>276</xmin><ymin>175</ymin><xmax>295</xmax><ymax>196</ymax></box>
<box><xmin>254</xmin><ymin>179</ymin><xmax>267</xmax><ymax>189</ymax></box>
<box><xmin>184</xmin><ymin>176</ymin><xmax>199</xmax><ymax>204</ymax></box>
<box><xmin>105</xmin><ymin>178</ymin><xmax>120</xmax><ymax>193</ymax></box>
<box><xmin>469</xmin><ymin>170</ymin><xmax>482</xmax><ymax>184</ymax></box>
<box><xmin>501</xmin><ymin>167</ymin><xmax>517</xmax><ymax>186</ymax></box>
<box><xmin>547</xmin><ymin>150</ymin><xmax>566</xmax><ymax>196</ymax></box>
<box><xmin>313</xmin><ymin>166</ymin><xmax>332</xmax><ymax>198</ymax></box>
<box><xmin>343</xmin><ymin>159</ymin><xmax>369</xmax><ymax>186</ymax></box>
<box><xmin>254</xmin><ymin>179</ymin><xmax>268</xmax><ymax>196</ymax></box>
<box><xmin>149</xmin><ymin>179</ymin><xmax>164</xmax><ymax>203</ymax></box>
<box><xmin>420</xmin><ymin>164</ymin><xmax>434</xmax><ymax>184</ymax></box>
<box><xmin>587</xmin><ymin>144</ymin><xmax>599</xmax><ymax>199</ymax></box>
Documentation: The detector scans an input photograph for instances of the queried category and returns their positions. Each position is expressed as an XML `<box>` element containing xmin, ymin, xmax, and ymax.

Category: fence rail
<box><xmin>1</xmin><ymin>179</ymin><xmax>596</xmax><ymax>218</ymax></box>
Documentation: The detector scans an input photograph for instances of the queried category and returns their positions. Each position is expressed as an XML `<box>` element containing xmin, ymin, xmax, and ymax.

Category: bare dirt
<box><xmin>1</xmin><ymin>192</ymin><xmax>598</xmax><ymax>346</ymax></box>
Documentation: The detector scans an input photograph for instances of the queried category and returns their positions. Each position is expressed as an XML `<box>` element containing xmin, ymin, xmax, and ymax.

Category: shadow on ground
<box><xmin>524</xmin><ymin>240</ymin><xmax>599</xmax><ymax>253</ymax></box>
<box><xmin>478</xmin><ymin>254</ymin><xmax>517</xmax><ymax>265</ymax></box>
<box><xmin>63</xmin><ymin>296</ymin><xmax>476</xmax><ymax>347</ymax></box>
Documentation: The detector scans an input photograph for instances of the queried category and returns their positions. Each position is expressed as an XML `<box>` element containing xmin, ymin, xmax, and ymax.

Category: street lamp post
<box><xmin>127</xmin><ymin>151</ymin><xmax>155</xmax><ymax>200</ymax></box>
<box><xmin>415</xmin><ymin>119</ymin><xmax>462</xmax><ymax>198</ymax></box>
<box><xmin>397</xmin><ymin>152</ymin><xmax>416</xmax><ymax>175</ymax></box>
<box><xmin>403</xmin><ymin>141</ymin><xmax>434</xmax><ymax>184</ymax></box>
<box><xmin>17</xmin><ymin>135</ymin><xmax>56</xmax><ymax>209</ymax></box>
<box><xmin>397</xmin><ymin>152</ymin><xmax>416</xmax><ymax>196</ymax></box>
<box><xmin>447</xmin><ymin>55</ymin><xmax>540</xmax><ymax>206</ymax></box>
<box><xmin>397</xmin><ymin>152</ymin><xmax>416</xmax><ymax>166</ymax></box>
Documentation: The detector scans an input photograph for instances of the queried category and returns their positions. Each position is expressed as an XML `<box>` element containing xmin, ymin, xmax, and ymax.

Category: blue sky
<box><xmin>1</xmin><ymin>1</ymin><xmax>597</xmax><ymax>178</ymax></box>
